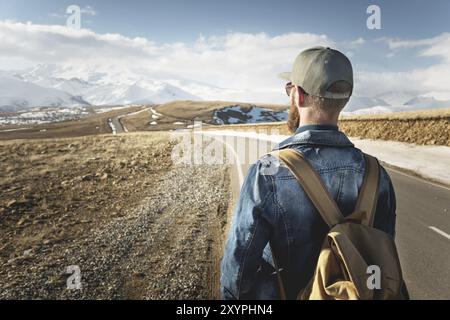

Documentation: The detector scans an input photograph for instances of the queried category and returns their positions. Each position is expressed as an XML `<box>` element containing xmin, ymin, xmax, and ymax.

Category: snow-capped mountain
<box><xmin>2</xmin><ymin>63</ymin><xmax>450</xmax><ymax>114</ymax></box>
<box><xmin>343</xmin><ymin>91</ymin><xmax>450</xmax><ymax>115</ymax></box>
<box><xmin>376</xmin><ymin>91</ymin><xmax>419</xmax><ymax>107</ymax></box>
<box><xmin>0</xmin><ymin>75</ymin><xmax>89</xmax><ymax>112</ymax></box>
<box><xmin>0</xmin><ymin>64</ymin><xmax>203</xmax><ymax>111</ymax></box>
<box><xmin>345</xmin><ymin>96</ymin><xmax>390</xmax><ymax>112</ymax></box>
<box><xmin>75</xmin><ymin>80</ymin><xmax>200</xmax><ymax>106</ymax></box>
<box><xmin>403</xmin><ymin>96</ymin><xmax>450</xmax><ymax>110</ymax></box>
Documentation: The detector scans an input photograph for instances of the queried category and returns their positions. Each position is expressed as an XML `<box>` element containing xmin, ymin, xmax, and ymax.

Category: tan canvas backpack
<box><xmin>270</xmin><ymin>148</ymin><xmax>409</xmax><ymax>300</ymax></box>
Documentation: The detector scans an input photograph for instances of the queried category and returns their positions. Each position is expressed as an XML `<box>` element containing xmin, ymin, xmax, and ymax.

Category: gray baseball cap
<box><xmin>279</xmin><ymin>46</ymin><xmax>353</xmax><ymax>99</ymax></box>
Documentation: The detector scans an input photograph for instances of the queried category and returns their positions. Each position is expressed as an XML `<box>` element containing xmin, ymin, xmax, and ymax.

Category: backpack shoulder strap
<box><xmin>272</xmin><ymin>148</ymin><xmax>344</xmax><ymax>228</ymax></box>
<box><xmin>354</xmin><ymin>154</ymin><xmax>380</xmax><ymax>227</ymax></box>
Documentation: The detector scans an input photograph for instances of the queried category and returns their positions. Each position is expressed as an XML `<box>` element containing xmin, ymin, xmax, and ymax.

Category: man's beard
<box><xmin>287</xmin><ymin>99</ymin><xmax>299</xmax><ymax>134</ymax></box>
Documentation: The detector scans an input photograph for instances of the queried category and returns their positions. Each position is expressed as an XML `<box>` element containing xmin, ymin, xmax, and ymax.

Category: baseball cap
<box><xmin>279</xmin><ymin>46</ymin><xmax>353</xmax><ymax>99</ymax></box>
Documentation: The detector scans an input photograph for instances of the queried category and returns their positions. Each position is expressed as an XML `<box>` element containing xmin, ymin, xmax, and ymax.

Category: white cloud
<box><xmin>379</xmin><ymin>33</ymin><xmax>450</xmax><ymax>62</ymax></box>
<box><xmin>358</xmin><ymin>33</ymin><xmax>450</xmax><ymax>97</ymax></box>
<box><xmin>0</xmin><ymin>21</ymin><xmax>450</xmax><ymax>103</ymax></box>
<box><xmin>355</xmin><ymin>64</ymin><xmax>450</xmax><ymax>96</ymax></box>
<box><xmin>0</xmin><ymin>21</ymin><xmax>157</xmax><ymax>64</ymax></box>
<box><xmin>349</xmin><ymin>37</ymin><xmax>366</xmax><ymax>47</ymax></box>
<box><xmin>0</xmin><ymin>21</ymin><xmax>335</xmax><ymax>103</ymax></box>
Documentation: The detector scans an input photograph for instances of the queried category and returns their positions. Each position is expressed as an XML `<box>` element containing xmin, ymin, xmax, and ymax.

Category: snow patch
<box><xmin>213</xmin><ymin>105</ymin><xmax>288</xmax><ymax>125</ymax></box>
<box><xmin>0</xmin><ymin>127</ymin><xmax>28</xmax><ymax>132</ymax></box>
<box><xmin>150</xmin><ymin>107</ymin><xmax>163</xmax><ymax>117</ymax></box>
<box><xmin>0</xmin><ymin>107</ymin><xmax>90</xmax><ymax>125</ymax></box>
<box><xmin>108</xmin><ymin>118</ymin><xmax>117</xmax><ymax>135</ymax></box>
<box><xmin>351</xmin><ymin>138</ymin><xmax>450</xmax><ymax>186</ymax></box>
<box><xmin>95</xmin><ymin>106</ymin><xmax>131</xmax><ymax>113</ymax></box>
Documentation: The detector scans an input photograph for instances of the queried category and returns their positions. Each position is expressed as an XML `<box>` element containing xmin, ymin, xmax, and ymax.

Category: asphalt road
<box><xmin>207</xmin><ymin>132</ymin><xmax>450</xmax><ymax>300</ymax></box>
<box><xmin>389</xmin><ymin>168</ymin><xmax>450</xmax><ymax>299</ymax></box>
<box><xmin>109</xmin><ymin>116</ymin><xmax>126</xmax><ymax>134</ymax></box>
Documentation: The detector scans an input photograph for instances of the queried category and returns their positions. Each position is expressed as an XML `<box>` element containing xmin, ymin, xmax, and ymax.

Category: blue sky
<box><xmin>0</xmin><ymin>0</ymin><xmax>449</xmax><ymax>101</ymax></box>
<box><xmin>1</xmin><ymin>0</ymin><xmax>449</xmax><ymax>41</ymax></box>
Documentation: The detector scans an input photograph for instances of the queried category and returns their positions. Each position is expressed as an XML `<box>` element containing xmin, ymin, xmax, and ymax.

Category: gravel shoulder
<box><xmin>0</xmin><ymin>132</ymin><xmax>230</xmax><ymax>299</ymax></box>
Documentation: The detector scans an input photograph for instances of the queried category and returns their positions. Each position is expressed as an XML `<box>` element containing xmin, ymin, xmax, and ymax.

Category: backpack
<box><xmin>269</xmin><ymin>148</ymin><xmax>409</xmax><ymax>300</ymax></box>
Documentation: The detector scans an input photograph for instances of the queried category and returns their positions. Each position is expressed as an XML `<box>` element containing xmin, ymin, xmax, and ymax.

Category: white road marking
<box><xmin>220</xmin><ymin>137</ymin><xmax>245</xmax><ymax>187</ymax></box>
<box><xmin>201</xmin><ymin>131</ymin><xmax>284</xmax><ymax>187</ymax></box>
<box><xmin>196</xmin><ymin>132</ymin><xmax>245</xmax><ymax>187</ymax></box>
<box><xmin>429</xmin><ymin>226</ymin><xmax>450</xmax><ymax>240</ymax></box>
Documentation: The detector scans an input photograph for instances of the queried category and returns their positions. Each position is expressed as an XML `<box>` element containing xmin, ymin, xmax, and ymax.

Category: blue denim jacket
<box><xmin>220</xmin><ymin>125</ymin><xmax>397</xmax><ymax>300</ymax></box>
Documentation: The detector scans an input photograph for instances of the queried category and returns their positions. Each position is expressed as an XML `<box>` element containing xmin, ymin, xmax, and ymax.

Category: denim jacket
<box><xmin>220</xmin><ymin>125</ymin><xmax>397</xmax><ymax>300</ymax></box>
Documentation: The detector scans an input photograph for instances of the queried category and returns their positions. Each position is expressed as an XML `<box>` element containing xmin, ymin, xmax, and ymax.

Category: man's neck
<box><xmin>298</xmin><ymin>108</ymin><xmax>339</xmax><ymax>127</ymax></box>
<box><xmin>299</xmin><ymin>120</ymin><xmax>338</xmax><ymax>127</ymax></box>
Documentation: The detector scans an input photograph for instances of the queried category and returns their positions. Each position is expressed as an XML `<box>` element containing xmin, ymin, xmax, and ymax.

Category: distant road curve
<box><xmin>109</xmin><ymin>106</ymin><xmax>160</xmax><ymax>134</ymax></box>
<box><xmin>109</xmin><ymin>116</ymin><xmax>127</xmax><ymax>134</ymax></box>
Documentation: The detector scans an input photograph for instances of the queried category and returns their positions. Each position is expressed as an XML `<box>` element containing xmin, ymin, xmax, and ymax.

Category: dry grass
<box><xmin>0</xmin><ymin>131</ymin><xmax>230</xmax><ymax>300</ymax></box>
<box><xmin>205</xmin><ymin>121</ymin><xmax>290</xmax><ymax>135</ymax></box>
<box><xmin>122</xmin><ymin>100</ymin><xmax>288</xmax><ymax>132</ymax></box>
<box><xmin>121</xmin><ymin>107</ymin><xmax>190</xmax><ymax>132</ymax></box>
<box><xmin>0</xmin><ymin>132</ymin><xmax>173</xmax><ymax>254</ymax></box>
<box><xmin>155</xmin><ymin>100</ymin><xmax>287</xmax><ymax>122</ymax></box>
<box><xmin>0</xmin><ymin>106</ymin><xmax>145</xmax><ymax>140</ymax></box>
<box><xmin>340</xmin><ymin>107</ymin><xmax>450</xmax><ymax>120</ymax></box>
<box><xmin>338</xmin><ymin>108</ymin><xmax>450</xmax><ymax>145</ymax></box>
<box><xmin>204</xmin><ymin>108</ymin><xmax>450</xmax><ymax>146</ymax></box>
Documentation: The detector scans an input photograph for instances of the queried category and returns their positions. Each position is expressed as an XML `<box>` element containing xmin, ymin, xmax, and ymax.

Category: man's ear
<box><xmin>297</xmin><ymin>86</ymin><xmax>305</xmax><ymax>107</ymax></box>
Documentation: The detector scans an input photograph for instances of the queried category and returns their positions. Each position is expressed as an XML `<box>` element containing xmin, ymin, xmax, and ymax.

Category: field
<box><xmin>0</xmin><ymin>132</ymin><xmax>230</xmax><ymax>299</ymax></box>
<box><xmin>207</xmin><ymin>107</ymin><xmax>450</xmax><ymax>146</ymax></box>
<box><xmin>339</xmin><ymin>108</ymin><xmax>450</xmax><ymax>146</ymax></box>
<box><xmin>121</xmin><ymin>100</ymin><xmax>288</xmax><ymax>132</ymax></box>
<box><xmin>156</xmin><ymin>100</ymin><xmax>286</xmax><ymax>120</ymax></box>
<box><xmin>0</xmin><ymin>106</ymin><xmax>144</xmax><ymax>140</ymax></box>
<box><xmin>4</xmin><ymin>102</ymin><xmax>447</xmax><ymax>146</ymax></box>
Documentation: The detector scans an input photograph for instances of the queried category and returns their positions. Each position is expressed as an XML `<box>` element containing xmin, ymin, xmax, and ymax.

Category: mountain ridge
<box><xmin>2</xmin><ymin>64</ymin><xmax>450</xmax><ymax>113</ymax></box>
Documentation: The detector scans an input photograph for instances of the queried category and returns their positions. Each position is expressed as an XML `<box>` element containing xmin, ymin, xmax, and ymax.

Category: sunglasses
<box><xmin>285</xmin><ymin>82</ymin><xmax>307</xmax><ymax>97</ymax></box>
<box><xmin>285</xmin><ymin>82</ymin><xmax>293</xmax><ymax>96</ymax></box>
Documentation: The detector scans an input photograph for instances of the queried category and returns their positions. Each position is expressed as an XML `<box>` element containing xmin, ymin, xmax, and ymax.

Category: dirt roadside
<box><xmin>0</xmin><ymin>132</ymin><xmax>230</xmax><ymax>299</ymax></box>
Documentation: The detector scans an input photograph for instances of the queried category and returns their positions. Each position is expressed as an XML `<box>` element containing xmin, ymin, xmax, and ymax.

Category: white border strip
<box><xmin>429</xmin><ymin>226</ymin><xmax>450</xmax><ymax>240</ymax></box>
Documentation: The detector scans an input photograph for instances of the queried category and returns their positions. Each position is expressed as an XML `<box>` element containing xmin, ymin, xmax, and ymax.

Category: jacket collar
<box><xmin>275</xmin><ymin>124</ymin><xmax>354</xmax><ymax>150</ymax></box>
<box><xmin>295</xmin><ymin>124</ymin><xmax>339</xmax><ymax>134</ymax></box>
